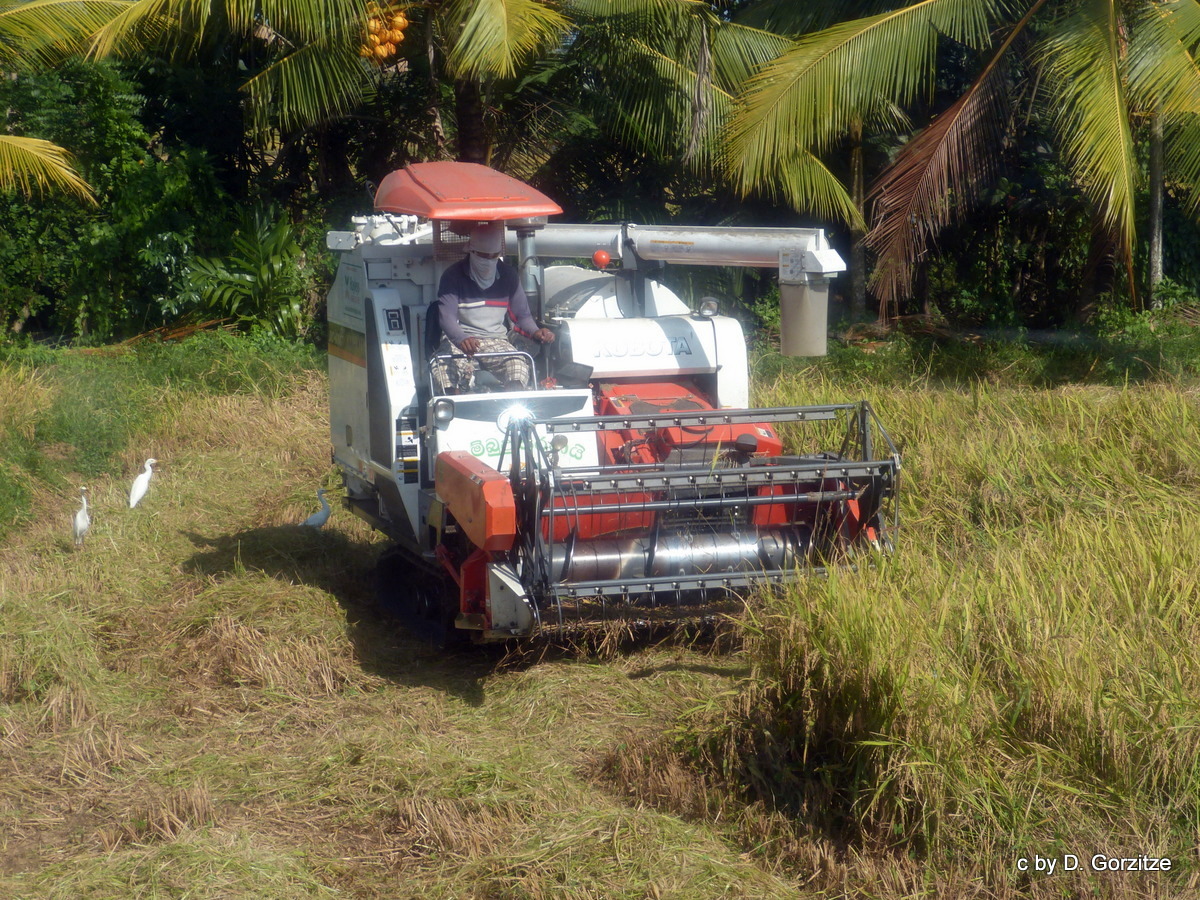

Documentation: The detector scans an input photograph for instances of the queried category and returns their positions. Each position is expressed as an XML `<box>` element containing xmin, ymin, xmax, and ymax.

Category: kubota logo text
<box><xmin>595</xmin><ymin>337</ymin><xmax>693</xmax><ymax>358</ymax></box>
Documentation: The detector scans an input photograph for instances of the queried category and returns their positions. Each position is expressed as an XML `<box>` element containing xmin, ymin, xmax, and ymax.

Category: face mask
<box><xmin>469</xmin><ymin>251</ymin><xmax>498</xmax><ymax>289</ymax></box>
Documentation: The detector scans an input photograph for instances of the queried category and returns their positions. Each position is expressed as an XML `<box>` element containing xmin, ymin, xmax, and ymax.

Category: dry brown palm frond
<box><xmin>119</xmin><ymin>317</ymin><xmax>234</xmax><ymax>345</ymax></box>
<box><xmin>684</xmin><ymin>18</ymin><xmax>711</xmax><ymax>164</ymax></box>
<box><xmin>865</xmin><ymin>0</ymin><xmax>1056</xmax><ymax>314</ymax></box>
<box><xmin>865</xmin><ymin>60</ymin><xmax>1009</xmax><ymax>315</ymax></box>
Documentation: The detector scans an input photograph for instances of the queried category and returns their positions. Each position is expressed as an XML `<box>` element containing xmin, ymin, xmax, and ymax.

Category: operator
<box><xmin>433</xmin><ymin>221</ymin><xmax>554</xmax><ymax>393</ymax></box>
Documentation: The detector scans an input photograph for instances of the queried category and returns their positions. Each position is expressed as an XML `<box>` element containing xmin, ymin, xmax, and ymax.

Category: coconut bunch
<box><xmin>361</xmin><ymin>3</ymin><xmax>408</xmax><ymax>64</ymax></box>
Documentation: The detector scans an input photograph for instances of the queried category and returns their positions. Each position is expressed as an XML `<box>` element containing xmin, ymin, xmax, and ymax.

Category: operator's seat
<box><xmin>425</xmin><ymin>300</ymin><xmax>508</xmax><ymax>394</ymax></box>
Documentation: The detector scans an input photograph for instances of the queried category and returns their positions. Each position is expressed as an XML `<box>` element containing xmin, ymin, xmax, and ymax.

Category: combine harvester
<box><xmin>326</xmin><ymin>162</ymin><xmax>900</xmax><ymax>643</ymax></box>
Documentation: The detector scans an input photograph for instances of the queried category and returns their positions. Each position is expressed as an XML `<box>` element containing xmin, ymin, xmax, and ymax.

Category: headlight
<box><xmin>496</xmin><ymin>404</ymin><xmax>533</xmax><ymax>433</ymax></box>
<box><xmin>696</xmin><ymin>297</ymin><xmax>720</xmax><ymax>318</ymax></box>
<box><xmin>433</xmin><ymin>398</ymin><xmax>455</xmax><ymax>425</ymax></box>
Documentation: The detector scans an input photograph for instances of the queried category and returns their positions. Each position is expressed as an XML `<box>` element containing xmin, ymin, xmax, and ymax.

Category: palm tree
<box><xmin>0</xmin><ymin>0</ymin><xmax>571</xmax><ymax>163</ymax></box>
<box><xmin>722</xmin><ymin>0</ymin><xmax>893</xmax><ymax>320</ymax></box>
<box><xmin>3</xmin><ymin>0</ymin><xmax>821</xmax><ymax>191</ymax></box>
<box><xmin>727</xmin><ymin>0</ymin><xmax>1200</xmax><ymax>314</ymax></box>
<box><xmin>0</xmin><ymin>1</ymin><xmax>95</xmax><ymax>200</ymax></box>
<box><xmin>540</xmin><ymin>0</ymin><xmax>859</xmax><ymax>224</ymax></box>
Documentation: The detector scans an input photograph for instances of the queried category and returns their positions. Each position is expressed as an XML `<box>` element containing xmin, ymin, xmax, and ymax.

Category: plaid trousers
<box><xmin>432</xmin><ymin>336</ymin><xmax>531</xmax><ymax>393</ymax></box>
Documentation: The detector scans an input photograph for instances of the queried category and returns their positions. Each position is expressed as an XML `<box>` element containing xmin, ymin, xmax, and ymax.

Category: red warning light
<box><xmin>592</xmin><ymin>249</ymin><xmax>611</xmax><ymax>269</ymax></box>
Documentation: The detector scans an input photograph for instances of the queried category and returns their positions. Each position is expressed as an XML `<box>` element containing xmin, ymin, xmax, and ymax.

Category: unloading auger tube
<box><xmin>479</xmin><ymin>400</ymin><xmax>900</xmax><ymax>635</ymax></box>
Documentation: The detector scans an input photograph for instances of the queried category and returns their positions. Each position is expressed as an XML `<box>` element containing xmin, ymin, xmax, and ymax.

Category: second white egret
<box><xmin>302</xmin><ymin>488</ymin><xmax>331</xmax><ymax>528</ymax></box>
<box><xmin>72</xmin><ymin>486</ymin><xmax>89</xmax><ymax>546</ymax></box>
<box><xmin>129</xmin><ymin>458</ymin><xmax>157</xmax><ymax>508</ymax></box>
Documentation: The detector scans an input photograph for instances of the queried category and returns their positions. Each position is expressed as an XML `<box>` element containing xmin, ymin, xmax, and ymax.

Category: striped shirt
<box><xmin>437</xmin><ymin>258</ymin><xmax>538</xmax><ymax>343</ymax></box>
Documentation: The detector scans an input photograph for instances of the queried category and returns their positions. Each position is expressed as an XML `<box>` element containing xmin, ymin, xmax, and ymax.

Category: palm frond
<box><xmin>570</xmin><ymin>11</ymin><xmax>790</xmax><ymax>174</ymax></box>
<box><xmin>444</xmin><ymin>0</ymin><xmax>570</xmax><ymax>80</ymax></box>
<box><xmin>728</xmin><ymin>0</ymin><xmax>999</xmax><ymax>197</ymax></box>
<box><xmin>708</xmin><ymin>20</ymin><xmax>795</xmax><ymax>90</ymax></box>
<box><xmin>222</xmin><ymin>0</ymin><xmax>260</xmax><ymax>36</ymax></box>
<box><xmin>866</xmin><ymin>0</ymin><xmax>1048</xmax><ymax>306</ymax></box>
<box><xmin>770</xmin><ymin>148</ymin><xmax>864</xmax><ymax>225</ymax></box>
<box><xmin>491</xmin><ymin>60</ymin><xmax>583</xmax><ymax>178</ymax></box>
<box><xmin>1154</xmin><ymin>0</ymin><xmax>1200</xmax><ymax>54</ymax></box>
<box><xmin>1165</xmin><ymin>112</ymin><xmax>1200</xmax><ymax>214</ymax></box>
<box><xmin>683</xmin><ymin>18</ymin><xmax>711</xmax><ymax>163</ymax></box>
<box><xmin>240</xmin><ymin>34</ymin><xmax>370</xmax><ymax>133</ymax></box>
<box><xmin>0</xmin><ymin>0</ymin><xmax>131</xmax><ymax>67</ymax></box>
<box><xmin>731</xmin><ymin>0</ymin><xmax>892</xmax><ymax>38</ymax></box>
<box><xmin>1038</xmin><ymin>0</ymin><xmax>1137</xmax><ymax>247</ymax></box>
<box><xmin>235</xmin><ymin>0</ymin><xmax>377</xmax><ymax>133</ymax></box>
<box><xmin>256</xmin><ymin>0</ymin><xmax>370</xmax><ymax>46</ymax></box>
<box><xmin>599</xmin><ymin>34</ymin><xmax>732</xmax><ymax>170</ymax></box>
<box><xmin>568</xmin><ymin>0</ymin><xmax>792</xmax><ymax>92</ymax></box>
<box><xmin>567</xmin><ymin>0</ymin><xmax>706</xmax><ymax>25</ymax></box>
<box><xmin>1128</xmin><ymin>0</ymin><xmax>1200</xmax><ymax>115</ymax></box>
<box><xmin>0</xmin><ymin>135</ymin><xmax>95</xmax><ymax>202</ymax></box>
<box><xmin>866</xmin><ymin>61</ymin><xmax>1008</xmax><ymax>306</ymax></box>
<box><xmin>85</xmin><ymin>0</ymin><xmax>173</xmax><ymax>56</ymax></box>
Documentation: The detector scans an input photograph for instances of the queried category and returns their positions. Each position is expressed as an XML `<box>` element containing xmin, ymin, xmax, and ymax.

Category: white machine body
<box><xmin>325</xmin><ymin>215</ymin><xmax>794</xmax><ymax>544</ymax></box>
<box><xmin>325</xmin><ymin>207</ymin><xmax>871</xmax><ymax>642</ymax></box>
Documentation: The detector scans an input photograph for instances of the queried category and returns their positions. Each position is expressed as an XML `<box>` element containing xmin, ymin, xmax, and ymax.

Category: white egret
<box><xmin>302</xmin><ymin>488</ymin><xmax>331</xmax><ymax>528</ymax></box>
<box><xmin>72</xmin><ymin>486</ymin><xmax>89</xmax><ymax>546</ymax></box>
<box><xmin>129</xmin><ymin>458</ymin><xmax>157</xmax><ymax>508</ymax></box>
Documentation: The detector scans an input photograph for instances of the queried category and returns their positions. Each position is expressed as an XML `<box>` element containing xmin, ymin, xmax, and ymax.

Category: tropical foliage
<box><xmin>0</xmin><ymin>59</ymin><xmax>229</xmax><ymax>338</ymax></box>
<box><xmin>728</xmin><ymin>0</ymin><xmax>1200</xmax><ymax>310</ymax></box>
<box><xmin>0</xmin><ymin>0</ymin><xmax>574</xmax><ymax>153</ymax></box>
<box><xmin>175</xmin><ymin>207</ymin><xmax>316</xmax><ymax>338</ymax></box>
<box><xmin>2</xmin><ymin>0</ymin><xmax>1200</xmax><ymax>338</ymax></box>
<box><xmin>0</xmin><ymin>0</ymin><xmax>96</xmax><ymax>201</ymax></box>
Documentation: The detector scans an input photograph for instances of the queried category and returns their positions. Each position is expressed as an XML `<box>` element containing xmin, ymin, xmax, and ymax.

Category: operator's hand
<box><xmin>533</xmin><ymin>328</ymin><xmax>555</xmax><ymax>344</ymax></box>
<box><xmin>458</xmin><ymin>337</ymin><xmax>483</xmax><ymax>356</ymax></box>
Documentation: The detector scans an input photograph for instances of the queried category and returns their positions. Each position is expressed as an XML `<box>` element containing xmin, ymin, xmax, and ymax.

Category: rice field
<box><xmin>0</xmin><ymin>334</ymin><xmax>1197</xmax><ymax>898</ymax></box>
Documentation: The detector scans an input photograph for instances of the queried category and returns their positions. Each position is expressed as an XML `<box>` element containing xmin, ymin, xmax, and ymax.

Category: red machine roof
<box><xmin>373</xmin><ymin>162</ymin><xmax>562</xmax><ymax>220</ymax></box>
